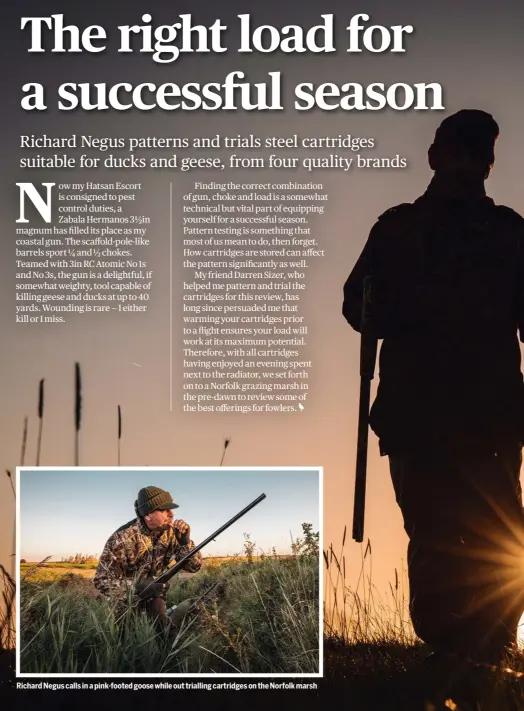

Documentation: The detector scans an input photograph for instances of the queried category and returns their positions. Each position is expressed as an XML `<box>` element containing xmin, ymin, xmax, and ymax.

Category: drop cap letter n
<box><xmin>16</xmin><ymin>182</ymin><xmax>55</xmax><ymax>223</ymax></box>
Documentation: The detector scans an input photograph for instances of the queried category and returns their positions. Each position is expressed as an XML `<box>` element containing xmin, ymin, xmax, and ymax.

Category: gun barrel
<box><xmin>352</xmin><ymin>378</ymin><xmax>372</xmax><ymax>542</ymax></box>
<box><xmin>148</xmin><ymin>493</ymin><xmax>267</xmax><ymax>591</ymax></box>
<box><xmin>352</xmin><ymin>274</ymin><xmax>378</xmax><ymax>544</ymax></box>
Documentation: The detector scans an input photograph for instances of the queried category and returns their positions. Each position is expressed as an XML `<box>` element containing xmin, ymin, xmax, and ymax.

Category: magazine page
<box><xmin>2</xmin><ymin>2</ymin><xmax>524</xmax><ymax>710</ymax></box>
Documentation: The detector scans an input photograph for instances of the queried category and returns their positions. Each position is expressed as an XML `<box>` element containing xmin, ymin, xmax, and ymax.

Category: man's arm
<box><xmin>167</xmin><ymin>521</ymin><xmax>203</xmax><ymax>573</ymax></box>
<box><xmin>495</xmin><ymin>204</ymin><xmax>524</xmax><ymax>342</ymax></box>
<box><xmin>342</xmin><ymin>221</ymin><xmax>382</xmax><ymax>333</ymax></box>
<box><xmin>93</xmin><ymin>532</ymin><xmax>133</xmax><ymax>599</ymax></box>
<box><xmin>343</xmin><ymin>204</ymin><xmax>415</xmax><ymax>336</ymax></box>
<box><xmin>516</xmin><ymin>232</ymin><xmax>524</xmax><ymax>344</ymax></box>
<box><xmin>175</xmin><ymin>540</ymin><xmax>203</xmax><ymax>573</ymax></box>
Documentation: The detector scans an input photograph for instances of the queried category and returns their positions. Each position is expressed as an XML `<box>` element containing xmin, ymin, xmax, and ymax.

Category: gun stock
<box><xmin>352</xmin><ymin>276</ymin><xmax>378</xmax><ymax>543</ymax></box>
<box><xmin>137</xmin><ymin>493</ymin><xmax>267</xmax><ymax>600</ymax></box>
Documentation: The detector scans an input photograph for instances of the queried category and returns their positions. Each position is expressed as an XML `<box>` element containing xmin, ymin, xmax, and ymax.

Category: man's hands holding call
<box><xmin>171</xmin><ymin>519</ymin><xmax>191</xmax><ymax>545</ymax></box>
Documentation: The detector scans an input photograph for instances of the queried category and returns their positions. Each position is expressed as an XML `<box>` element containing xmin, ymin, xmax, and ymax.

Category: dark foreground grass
<box><xmin>324</xmin><ymin>637</ymin><xmax>524</xmax><ymax>711</ymax></box>
<box><xmin>322</xmin><ymin>528</ymin><xmax>524</xmax><ymax>711</ymax></box>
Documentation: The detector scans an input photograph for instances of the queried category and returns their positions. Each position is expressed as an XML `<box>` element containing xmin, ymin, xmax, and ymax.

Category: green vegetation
<box><xmin>19</xmin><ymin>536</ymin><xmax>319</xmax><ymax>675</ymax></box>
<box><xmin>60</xmin><ymin>554</ymin><xmax>99</xmax><ymax>565</ymax></box>
<box><xmin>21</xmin><ymin>562</ymin><xmax>98</xmax><ymax>572</ymax></box>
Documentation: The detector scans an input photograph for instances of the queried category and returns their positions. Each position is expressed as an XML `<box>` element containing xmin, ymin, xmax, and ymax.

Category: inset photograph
<box><xmin>16</xmin><ymin>466</ymin><xmax>322</xmax><ymax>677</ymax></box>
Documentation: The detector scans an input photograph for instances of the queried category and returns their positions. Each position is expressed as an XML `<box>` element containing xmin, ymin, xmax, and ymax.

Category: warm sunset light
<box><xmin>518</xmin><ymin>612</ymin><xmax>524</xmax><ymax>650</ymax></box>
<box><xmin>4</xmin><ymin>1</ymin><xmax>524</xmax><ymax>709</ymax></box>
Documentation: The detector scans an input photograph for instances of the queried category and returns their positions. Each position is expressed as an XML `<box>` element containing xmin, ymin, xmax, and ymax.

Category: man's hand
<box><xmin>135</xmin><ymin>579</ymin><xmax>168</xmax><ymax>600</ymax></box>
<box><xmin>172</xmin><ymin>519</ymin><xmax>191</xmax><ymax>545</ymax></box>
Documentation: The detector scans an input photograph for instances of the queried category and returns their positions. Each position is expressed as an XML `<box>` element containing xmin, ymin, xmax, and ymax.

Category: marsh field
<box><xmin>4</xmin><ymin>536</ymin><xmax>524</xmax><ymax>710</ymax></box>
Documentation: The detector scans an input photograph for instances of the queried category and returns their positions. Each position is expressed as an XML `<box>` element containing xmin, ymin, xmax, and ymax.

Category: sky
<box><xmin>18</xmin><ymin>467</ymin><xmax>320</xmax><ymax>560</ymax></box>
<box><xmin>2</xmin><ymin>0</ymin><xmax>524</xmax><ymax>617</ymax></box>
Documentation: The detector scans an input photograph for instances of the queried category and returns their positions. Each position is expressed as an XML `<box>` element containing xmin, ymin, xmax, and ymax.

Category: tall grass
<box><xmin>19</xmin><ymin>552</ymin><xmax>319</xmax><ymax>674</ymax></box>
<box><xmin>323</xmin><ymin>526</ymin><xmax>414</xmax><ymax>648</ymax></box>
<box><xmin>0</xmin><ymin>565</ymin><xmax>15</xmax><ymax>650</ymax></box>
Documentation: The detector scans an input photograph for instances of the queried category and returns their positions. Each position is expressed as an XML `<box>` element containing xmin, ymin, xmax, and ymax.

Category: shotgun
<box><xmin>352</xmin><ymin>276</ymin><xmax>378</xmax><ymax>543</ymax></box>
<box><xmin>136</xmin><ymin>492</ymin><xmax>267</xmax><ymax>601</ymax></box>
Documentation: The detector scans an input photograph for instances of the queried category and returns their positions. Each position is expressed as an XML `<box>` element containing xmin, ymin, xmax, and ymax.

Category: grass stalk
<box><xmin>20</xmin><ymin>416</ymin><xmax>28</xmax><ymax>467</ymax></box>
<box><xmin>117</xmin><ymin>405</ymin><xmax>122</xmax><ymax>466</ymax></box>
<box><xmin>74</xmin><ymin>364</ymin><xmax>82</xmax><ymax>466</ymax></box>
<box><xmin>219</xmin><ymin>437</ymin><xmax>230</xmax><ymax>466</ymax></box>
<box><xmin>36</xmin><ymin>379</ymin><xmax>44</xmax><ymax>466</ymax></box>
<box><xmin>5</xmin><ymin>470</ymin><xmax>15</xmax><ymax>498</ymax></box>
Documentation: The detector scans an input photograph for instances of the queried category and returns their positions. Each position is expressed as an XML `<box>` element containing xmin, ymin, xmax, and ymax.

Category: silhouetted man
<box><xmin>343</xmin><ymin>109</ymin><xmax>524</xmax><ymax>665</ymax></box>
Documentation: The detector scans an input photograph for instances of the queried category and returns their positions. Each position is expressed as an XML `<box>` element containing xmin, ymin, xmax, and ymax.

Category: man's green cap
<box><xmin>135</xmin><ymin>486</ymin><xmax>179</xmax><ymax>517</ymax></box>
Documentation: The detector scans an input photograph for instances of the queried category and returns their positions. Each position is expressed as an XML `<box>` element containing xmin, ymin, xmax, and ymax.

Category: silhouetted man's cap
<box><xmin>432</xmin><ymin>109</ymin><xmax>499</xmax><ymax>158</ymax></box>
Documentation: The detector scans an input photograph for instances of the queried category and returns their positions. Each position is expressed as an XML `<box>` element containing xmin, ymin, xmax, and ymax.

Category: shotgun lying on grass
<box><xmin>136</xmin><ymin>492</ymin><xmax>267</xmax><ymax>602</ymax></box>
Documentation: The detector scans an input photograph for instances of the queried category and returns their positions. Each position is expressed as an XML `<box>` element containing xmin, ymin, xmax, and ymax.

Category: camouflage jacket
<box><xmin>343</xmin><ymin>182</ymin><xmax>524</xmax><ymax>454</ymax></box>
<box><xmin>93</xmin><ymin>516</ymin><xmax>203</xmax><ymax>601</ymax></box>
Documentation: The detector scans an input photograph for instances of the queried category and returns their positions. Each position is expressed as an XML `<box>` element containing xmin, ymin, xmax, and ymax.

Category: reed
<box><xmin>20</xmin><ymin>416</ymin><xmax>28</xmax><ymax>467</ymax></box>
<box><xmin>220</xmin><ymin>437</ymin><xmax>230</xmax><ymax>466</ymax></box>
<box><xmin>117</xmin><ymin>405</ymin><xmax>122</xmax><ymax>466</ymax></box>
<box><xmin>74</xmin><ymin>363</ymin><xmax>82</xmax><ymax>466</ymax></box>
<box><xmin>36</xmin><ymin>379</ymin><xmax>44</xmax><ymax>466</ymax></box>
<box><xmin>5</xmin><ymin>470</ymin><xmax>15</xmax><ymax>498</ymax></box>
